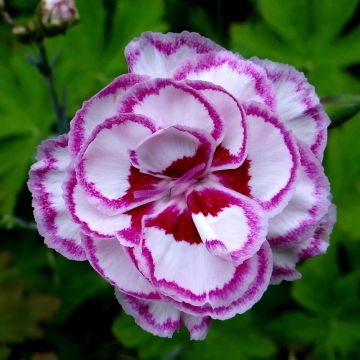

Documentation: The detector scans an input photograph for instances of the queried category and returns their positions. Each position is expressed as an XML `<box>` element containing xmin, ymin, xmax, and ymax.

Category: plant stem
<box><xmin>36</xmin><ymin>41</ymin><xmax>68</xmax><ymax>134</ymax></box>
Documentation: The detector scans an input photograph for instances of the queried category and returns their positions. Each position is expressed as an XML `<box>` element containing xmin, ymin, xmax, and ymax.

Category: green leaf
<box><xmin>0</xmin><ymin>48</ymin><xmax>54</xmax><ymax>222</ymax></box>
<box><xmin>183</xmin><ymin>314</ymin><xmax>276</xmax><ymax>360</ymax></box>
<box><xmin>286</xmin><ymin>244</ymin><xmax>360</xmax><ymax>358</ymax></box>
<box><xmin>0</xmin><ymin>0</ymin><xmax>167</xmax><ymax>223</ymax></box>
<box><xmin>311</xmin><ymin>0</ymin><xmax>359</xmax><ymax>42</ymax></box>
<box><xmin>47</xmin><ymin>0</ymin><xmax>167</xmax><ymax>115</ymax></box>
<box><xmin>112</xmin><ymin>314</ymin><xmax>186</xmax><ymax>360</ymax></box>
<box><xmin>0</xmin><ymin>345</ymin><xmax>10</xmax><ymax>360</ymax></box>
<box><xmin>114</xmin><ymin>311</ymin><xmax>275</xmax><ymax>360</ymax></box>
<box><xmin>326</xmin><ymin>111</ymin><xmax>360</xmax><ymax>242</ymax></box>
<box><xmin>230</xmin><ymin>0</ymin><xmax>360</xmax><ymax>96</ymax></box>
<box><xmin>258</xmin><ymin>0</ymin><xmax>309</xmax><ymax>46</ymax></box>
<box><xmin>0</xmin><ymin>251</ymin><xmax>60</xmax><ymax>345</ymax></box>
<box><xmin>49</xmin><ymin>255</ymin><xmax>110</xmax><ymax>324</ymax></box>
<box><xmin>267</xmin><ymin>311</ymin><xmax>327</xmax><ymax>346</ymax></box>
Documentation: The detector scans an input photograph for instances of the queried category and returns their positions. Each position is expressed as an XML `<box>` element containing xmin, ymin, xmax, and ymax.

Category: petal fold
<box><xmin>119</xmin><ymin>79</ymin><xmax>224</xmax><ymax>142</ymax></box>
<box><xmin>115</xmin><ymin>291</ymin><xmax>182</xmax><ymax>338</ymax></box>
<box><xmin>181</xmin><ymin>314</ymin><xmax>211</xmax><ymax>340</ymax></box>
<box><xmin>28</xmin><ymin>135</ymin><xmax>85</xmax><ymax>260</ymax></box>
<box><xmin>69</xmin><ymin>74</ymin><xmax>147</xmax><ymax>156</ymax></box>
<box><xmin>268</xmin><ymin>141</ymin><xmax>330</xmax><ymax>246</ymax></box>
<box><xmin>126</xmin><ymin>31</ymin><xmax>223</xmax><ymax>77</ymax></box>
<box><xmin>83</xmin><ymin>235</ymin><xmax>159</xmax><ymax>299</ymax></box>
<box><xmin>174</xmin><ymin>51</ymin><xmax>275</xmax><ymax>109</ymax></box>
<box><xmin>130</xmin><ymin>126</ymin><xmax>215</xmax><ymax>178</ymax></box>
<box><xmin>252</xmin><ymin>58</ymin><xmax>329</xmax><ymax>159</ymax></box>
<box><xmin>76</xmin><ymin>114</ymin><xmax>164</xmax><ymax>214</ymax></box>
<box><xmin>187</xmin><ymin>184</ymin><xmax>268</xmax><ymax>265</ymax></box>
<box><xmin>245</xmin><ymin>103</ymin><xmax>299</xmax><ymax>216</ymax></box>
<box><xmin>186</xmin><ymin>80</ymin><xmax>247</xmax><ymax>170</ymax></box>
<box><xmin>64</xmin><ymin>170</ymin><xmax>131</xmax><ymax>238</ymax></box>
<box><xmin>139</xmin><ymin>199</ymin><xmax>272</xmax><ymax>314</ymax></box>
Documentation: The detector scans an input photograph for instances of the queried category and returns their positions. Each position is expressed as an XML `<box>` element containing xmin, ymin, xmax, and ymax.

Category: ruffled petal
<box><xmin>119</xmin><ymin>79</ymin><xmax>224</xmax><ymax>142</ymax></box>
<box><xmin>139</xmin><ymin>199</ymin><xmax>271</xmax><ymax>311</ymax></box>
<box><xmin>166</xmin><ymin>242</ymin><xmax>273</xmax><ymax>320</ymax></box>
<box><xmin>115</xmin><ymin>291</ymin><xmax>182</xmax><ymax>338</ymax></box>
<box><xmin>64</xmin><ymin>170</ymin><xmax>131</xmax><ymax>238</ymax></box>
<box><xmin>181</xmin><ymin>314</ymin><xmax>211</xmax><ymax>340</ymax></box>
<box><xmin>271</xmin><ymin>248</ymin><xmax>301</xmax><ymax>285</ymax></box>
<box><xmin>28</xmin><ymin>135</ymin><xmax>85</xmax><ymax>260</ymax></box>
<box><xmin>269</xmin><ymin>141</ymin><xmax>330</xmax><ymax>246</ymax></box>
<box><xmin>116</xmin><ymin>203</ymin><xmax>155</xmax><ymax>246</ymax></box>
<box><xmin>69</xmin><ymin>74</ymin><xmax>147</xmax><ymax>157</ymax></box>
<box><xmin>187</xmin><ymin>184</ymin><xmax>268</xmax><ymax>265</ymax></box>
<box><xmin>83</xmin><ymin>235</ymin><xmax>160</xmax><ymax>299</ymax></box>
<box><xmin>76</xmin><ymin>114</ymin><xmax>165</xmax><ymax>214</ymax></box>
<box><xmin>245</xmin><ymin>103</ymin><xmax>299</xmax><ymax>216</ymax></box>
<box><xmin>130</xmin><ymin>126</ymin><xmax>215</xmax><ymax>178</ymax></box>
<box><xmin>252</xmin><ymin>58</ymin><xmax>329</xmax><ymax>160</ymax></box>
<box><xmin>126</xmin><ymin>31</ymin><xmax>223</xmax><ymax>77</ymax></box>
<box><xmin>270</xmin><ymin>204</ymin><xmax>336</xmax><ymax>284</ymax></box>
<box><xmin>186</xmin><ymin>80</ymin><xmax>247</xmax><ymax>171</ymax></box>
<box><xmin>174</xmin><ymin>51</ymin><xmax>275</xmax><ymax>109</ymax></box>
<box><xmin>298</xmin><ymin>204</ymin><xmax>336</xmax><ymax>261</ymax></box>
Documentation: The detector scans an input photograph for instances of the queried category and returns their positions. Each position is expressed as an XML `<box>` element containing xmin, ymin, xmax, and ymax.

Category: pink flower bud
<box><xmin>40</xmin><ymin>0</ymin><xmax>78</xmax><ymax>30</ymax></box>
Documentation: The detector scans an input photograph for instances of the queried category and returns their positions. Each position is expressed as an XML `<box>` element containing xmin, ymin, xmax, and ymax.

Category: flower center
<box><xmin>169</xmin><ymin>162</ymin><xmax>205</xmax><ymax>197</ymax></box>
<box><xmin>133</xmin><ymin>162</ymin><xmax>206</xmax><ymax>200</ymax></box>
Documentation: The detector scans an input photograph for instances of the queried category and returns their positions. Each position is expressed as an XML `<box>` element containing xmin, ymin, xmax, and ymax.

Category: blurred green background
<box><xmin>1</xmin><ymin>0</ymin><xmax>360</xmax><ymax>359</ymax></box>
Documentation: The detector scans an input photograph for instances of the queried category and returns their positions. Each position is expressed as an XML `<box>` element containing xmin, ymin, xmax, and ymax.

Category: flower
<box><xmin>28</xmin><ymin>32</ymin><xmax>335</xmax><ymax>339</ymax></box>
<box><xmin>40</xmin><ymin>0</ymin><xmax>79</xmax><ymax>31</ymax></box>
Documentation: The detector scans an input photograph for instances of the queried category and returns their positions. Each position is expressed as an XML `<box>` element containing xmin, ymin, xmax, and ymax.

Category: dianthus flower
<box><xmin>28</xmin><ymin>32</ymin><xmax>335</xmax><ymax>339</ymax></box>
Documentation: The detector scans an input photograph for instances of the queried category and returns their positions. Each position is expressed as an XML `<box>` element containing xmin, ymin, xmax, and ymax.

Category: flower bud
<box><xmin>40</xmin><ymin>0</ymin><xmax>79</xmax><ymax>32</ymax></box>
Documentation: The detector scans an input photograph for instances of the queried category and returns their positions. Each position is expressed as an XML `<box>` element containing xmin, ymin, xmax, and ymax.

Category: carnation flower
<box><xmin>28</xmin><ymin>32</ymin><xmax>335</xmax><ymax>339</ymax></box>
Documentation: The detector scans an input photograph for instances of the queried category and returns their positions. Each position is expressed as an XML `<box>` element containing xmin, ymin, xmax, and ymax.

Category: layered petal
<box><xmin>245</xmin><ymin>103</ymin><xmax>299</xmax><ymax>216</ymax></box>
<box><xmin>116</xmin><ymin>203</ymin><xmax>155</xmax><ymax>246</ymax></box>
<box><xmin>298</xmin><ymin>204</ymin><xmax>336</xmax><ymax>261</ymax></box>
<box><xmin>126</xmin><ymin>31</ymin><xmax>223</xmax><ymax>77</ymax></box>
<box><xmin>139</xmin><ymin>199</ymin><xmax>271</xmax><ymax>312</ymax></box>
<box><xmin>119</xmin><ymin>79</ymin><xmax>224</xmax><ymax>142</ymax></box>
<box><xmin>69</xmin><ymin>73</ymin><xmax>147</xmax><ymax>156</ymax></box>
<box><xmin>268</xmin><ymin>141</ymin><xmax>330</xmax><ymax>246</ymax></box>
<box><xmin>271</xmin><ymin>247</ymin><xmax>301</xmax><ymax>285</ymax></box>
<box><xmin>116</xmin><ymin>291</ymin><xmax>182</xmax><ymax>338</ymax></box>
<box><xmin>167</xmin><ymin>242</ymin><xmax>273</xmax><ymax>319</ymax></box>
<box><xmin>83</xmin><ymin>235</ymin><xmax>160</xmax><ymax>299</ymax></box>
<box><xmin>76</xmin><ymin>114</ymin><xmax>165</xmax><ymax>214</ymax></box>
<box><xmin>181</xmin><ymin>314</ymin><xmax>211</xmax><ymax>341</ymax></box>
<box><xmin>271</xmin><ymin>204</ymin><xmax>336</xmax><ymax>284</ymax></box>
<box><xmin>64</xmin><ymin>170</ymin><xmax>131</xmax><ymax>238</ymax></box>
<box><xmin>252</xmin><ymin>58</ymin><xmax>329</xmax><ymax>159</ymax></box>
<box><xmin>186</xmin><ymin>80</ymin><xmax>247</xmax><ymax>170</ymax></box>
<box><xmin>187</xmin><ymin>184</ymin><xmax>268</xmax><ymax>265</ymax></box>
<box><xmin>174</xmin><ymin>51</ymin><xmax>275</xmax><ymax>109</ymax></box>
<box><xmin>130</xmin><ymin>126</ymin><xmax>215</xmax><ymax>178</ymax></box>
<box><xmin>28</xmin><ymin>135</ymin><xmax>85</xmax><ymax>260</ymax></box>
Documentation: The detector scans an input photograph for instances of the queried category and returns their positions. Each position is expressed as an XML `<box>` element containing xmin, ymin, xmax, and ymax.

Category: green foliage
<box><xmin>113</xmin><ymin>314</ymin><xmax>187</xmax><ymax>360</ymax></box>
<box><xmin>230</xmin><ymin>0</ymin><xmax>360</xmax><ymax>96</ymax></box>
<box><xmin>268</xmin><ymin>247</ymin><xmax>360</xmax><ymax>359</ymax></box>
<box><xmin>48</xmin><ymin>0</ymin><xmax>167</xmax><ymax>114</ymax></box>
<box><xmin>0</xmin><ymin>0</ymin><xmax>167</xmax><ymax>223</ymax></box>
<box><xmin>0</xmin><ymin>55</ymin><xmax>53</xmax><ymax>222</ymax></box>
<box><xmin>113</xmin><ymin>312</ymin><xmax>275</xmax><ymax>360</ymax></box>
<box><xmin>0</xmin><ymin>251</ymin><xmax>60</xmax><ymax>358</ymax></box>
<box><xmin>326</xmin><ymin>110</ymin><xmax>360</xmax><ymax>242</ymax></box>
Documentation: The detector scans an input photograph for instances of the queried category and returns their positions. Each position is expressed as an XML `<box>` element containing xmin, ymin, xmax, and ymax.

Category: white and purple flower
<box><xmin>28</xmin><ymin>32</ymin><xmax>335</xmax><ymax>339</ymax></box>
